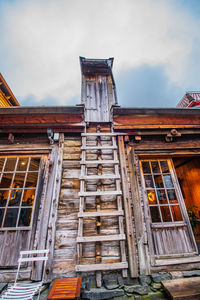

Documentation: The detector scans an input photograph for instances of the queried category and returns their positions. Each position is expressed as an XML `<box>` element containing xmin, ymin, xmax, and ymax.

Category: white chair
<box><xmin>0</xmin><ymin>249</ymin><xmax>49</xmax><ymax>300</ymax></box>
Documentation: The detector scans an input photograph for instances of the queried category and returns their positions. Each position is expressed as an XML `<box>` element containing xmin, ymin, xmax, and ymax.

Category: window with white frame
<box><xmin>0</xmin><ymin>156</ymin><xmax>41</xmax><ymax>229</ymax></box>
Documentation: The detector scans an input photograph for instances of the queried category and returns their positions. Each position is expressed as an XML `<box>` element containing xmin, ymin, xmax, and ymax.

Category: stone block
<box><xmin>124</xmin><ymin>285</ymin><xmax>150</xmax><ymax>295</ymax></box>
<box><xmin>151</xmin><ymin>272</ymin><xmax>172</xmax><ymax>283</ymax></box>
<box><xmin>182</xmin><ymin>270</ymin><xmax>200</xmax><ymax>277</ymax></box>
<box><xmin>103</xmin><ymin>274</ymin><xmax>119</xmax><ymax>290</ymax></box>
<box><xmin>82</xmin><ymin>288</ymin><xmax>124</xmax><ymax>300</ymax></box>
<box><xmin>139</xmin><ymin>275</ymin><xmax>151</xmax><ymax>286</ymax></box>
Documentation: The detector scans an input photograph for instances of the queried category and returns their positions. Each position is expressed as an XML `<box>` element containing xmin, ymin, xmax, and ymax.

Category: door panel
<box><xmin>140</xmin><ymin>159</ymin><xmax>197</xmax><ymax>256</ymax></box>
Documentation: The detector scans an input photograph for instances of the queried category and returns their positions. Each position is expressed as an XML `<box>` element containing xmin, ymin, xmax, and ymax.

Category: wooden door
<box><xmin>140</xmin><ymin>159</ymin><xmax>197</xmax><ymax>257</ymax></box>
<box><xmin>0</xmin><ymin>155</ymin><xmax>45</xmax><ymax>267</ymax></box>
<box><xmin>85</xmin><ymin>76</ymin><xmax>111</xmax><ymax>122</ymax></box>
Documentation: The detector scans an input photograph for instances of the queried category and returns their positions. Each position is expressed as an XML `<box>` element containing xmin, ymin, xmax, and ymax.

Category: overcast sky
<box><xmin>1</xmin><ymin>0</ymin><xmax>200</xmax><ymax>107</ymax></box>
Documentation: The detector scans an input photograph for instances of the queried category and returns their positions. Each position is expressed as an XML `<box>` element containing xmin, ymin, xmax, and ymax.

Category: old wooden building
<box><xmin>0</xmin><ymin>57</ymin><xmax>200</xmax><ymax>290</ymax></box>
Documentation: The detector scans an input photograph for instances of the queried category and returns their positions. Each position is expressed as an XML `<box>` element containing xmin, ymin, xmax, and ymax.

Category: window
<box><xmin>140</xmin><ymin>160</ymin><xmax>183</xmax><ymax>223</ymax></box>
<box><xmin>0</xmin><ymin>156</ymin><xmax>40</xmax><ymax>229</ymax></box>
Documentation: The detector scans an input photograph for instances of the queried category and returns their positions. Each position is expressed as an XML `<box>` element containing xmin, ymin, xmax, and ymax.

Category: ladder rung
<box><xmin>78</xmin><ymin>190</ymin><xmax>122</xmax><ymax>197</ymax></box>
<box><xmin>81</xmin><ymin>145</ymin><xmax>117</xmax><ymax>150</ymax></box>
<box><xmin>80</xmin><ymin>174</ymin><xmax>120</xmax><ymax>180</ymax></box>
<box><xmin>77</xmin><ymin>234</ymin><xmax>125</xmax><ymax>243</ymax></box>
<box><xmin>81</xmin><ymin>133</ymin><xmax>125</xmax><ymax>136</ymax></box>
<box><xmin>75</xmin><ymin>262</ymin><xmax>128</xmax><ymax>272</ymax></box>
<box><xmin>78</xmin><ymin>210</ymin><xmax>124</xmax><ymax>218</ymax></box>
<box><xmin>80</xmin><ymin>160</ymin><xmax>119</xmax><ymax>165</ymax></box>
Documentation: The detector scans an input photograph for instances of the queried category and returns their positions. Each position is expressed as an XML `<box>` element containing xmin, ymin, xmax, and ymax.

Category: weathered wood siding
<box><xmin>53</xmin><ymin>136</ymin><xmax>81</xmax><ymax>277</ymax></box>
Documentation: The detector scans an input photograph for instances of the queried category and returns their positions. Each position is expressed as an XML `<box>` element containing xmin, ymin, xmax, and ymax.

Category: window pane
<box><xmin>154</xmin><ymin>175</ymin><xmax>164</xmax><ymax>188</ymax></box>
<box><xmin>160</xmin><ymin>161</ymin><xmax>169</xmax><ymax>173</ymax></box>
<box><xmin>171</xmin><ymin>205</ymin><xmax>182</xmax><ymax>221</ymax></box>
<box><xmin>160</xmin><ymin>206</ymin><xmax>172</xmax><ymax>222</ymax></box>
<box><xmin>4</xmin><ymin>158</ymin><xmax>17</xmax><ymax>172</ymax></box>
<box><xmin>8</xmin><ymin>189</ymin><xmax>22</xmax><ymax>206</ymax></box>
<box><xmin>151</xmin><ymin>161</ymin><xmax>160</xmax><ymax>173</ymax></box>
<box><xmin>142</xmin><ymin>161</ymin><xmax>151</xmax><ymax>173</ymax></box>
<box><xmin>25</xmin><ymin>172</ymin><xmax>38</xmax><ymax>188</ymax></box>
<box><xmin>13</xmin><ymin>173</ymin><xmax>26</xmax><ymax>188</ymax></box>
<box><xmin>0</xmin><ymin>173</ymin><xmax>13</xmax><ymax>189</ymax></box>
<box><xmin>0</xmin><ymin>190</ymin><xmax>9</xmax><ymax>207</ymax></box>
<box><xmin>29</xmin><ymin>158</ymin><xmax>40</xmax><ymax>171</ymax></box>
<box><xmin>163</xmin><ymin>174</ymin><xmax>174</xmax><ymax>188</ymax></box>
<box><xmin>0</xmin><ymin>158</ymin><xmax>5</xmax><ymax>172</ymax></box>
<box><xmin>167</xmin><ymin>189</ymin><xmax>178</xmax><ymax>203</ymax></box>
<box><xmin>144</xmin><ymin>175</ymin><xmax>154</xmax><ymax>188</ymax></box>
<box><xmin>16</xmin><ymin>158</ymin><xmax>29</xmax><ymax>172</ymax></box>
<box><xmin>147</xmin><ymin>190</ymin><xmax>157</xmax><ymax>204</ymax></box>
<box><xmin>18</xmin><ymin>208</ymin><xmax>32</xmax><ymax>227</ymax></box>
<box><xmin>150</xmin><ymin>206</ymin><xmax>161</xmax><ymax>222</ymax></box>
<box><xmin>157</xmin><ymin>189</ymin><xmax>168</xmax><ymax>204</ymax></box>
<box><xmin>22</xmin><ymin>190</ymin><xmax>35</xmax><ymax>206</ymax></box>
<box><xmin>0</xmin><ymin>209</ymin><xmax>4</xmax><ymax>226</ymax></box>
<box><xmin>4</xmin><ymin>208</ymin><xmax>18</xmax><ymax>227</ymax></box>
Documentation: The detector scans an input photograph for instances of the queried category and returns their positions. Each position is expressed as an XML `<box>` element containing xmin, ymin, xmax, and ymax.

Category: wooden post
<box><xmin>127</xmin><ymin>147</ymin><xmax>150</xmax><ymax>275</ymax></box>
<box><xmin>45</xmin><ymin>134</ymin><xmax>64</xmax><ymax>281</ymax></box>
<box><xmin>118</xmin><ymin>136</ymin><xmax>138</xmax><ymax>278</ymax></box>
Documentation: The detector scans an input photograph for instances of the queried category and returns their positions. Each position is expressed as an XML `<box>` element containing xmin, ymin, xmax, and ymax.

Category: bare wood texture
<box><xmin>76</xmin><ymin>262</ymin><xmax>128</xmax><ymax>272</ymax></box>
<box><xmin>161</xmin><ymin>277</ymin><xmax>200</xmax><ymax>299</ymax></box>
<box><xmin>127</xmin><ymin>147</ymin><xmax>150</xmax><ymax>275</ymax></box>
<box><xmin>118</xmin><ymin>135</ymin><xmax>138</xmax><ymax>277</ymax></box>
<box><xmin>45</xmin><ymin>134</ymin><xmax>64</xmax><ymax>281</ymax></box>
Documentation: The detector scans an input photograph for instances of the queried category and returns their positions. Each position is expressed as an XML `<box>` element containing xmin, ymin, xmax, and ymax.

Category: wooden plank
<box><xmin>128</xmin><ymin>147</ymin><xmax>150</xmax><ymax>275</ymax></box>
<box><xmin>80</xmin><ymin>159</ymin><xmax>119</xmax><ymax>165</ymax></box>
<box><xmin>118</xmin><ymin>136</ymin><xmax>138</xmax><ymax>278</ymax></box>
<box><xmin>80</xmin><ymin>174</ymin><xmax>120</xmax><ymax>180</ymax></box>
<box><xmin>45</xmin><ymin>134</ymin><xmax>64</xmax><ymax>282</ymax></box>
<box><xmin>81</xmin><ymin>133</ymin><xmax>126</xmax><ymax>136</ymax></box>
<box><xmin>161</xmin><ymin>277</ymin><xmax>200</xmax><ymax>299</ymax></box>
<box><xmin>78</xmin><ymin>210</ymin><xmax>124</xmax><ymax>217</ymax></box>
<box><xmin>78</xmin><ymin>190</ymin><xmax>122</xmax><ymax>197</ymax></box>
<box><xmin>81</xmin><ymin>145</ymin><xmax>117</xmax><ymax>150</ymax></box>
<box><xmin>75</xmin><ymin>261</ymin><xmax>128</xmax><ymax>272</ymax></box>
<box><xmin>155</xmin><ymin>256</ymin><xmax>200</xmax><ymax>266</ymax></box>
<box><xmin>77</xmin><ymin>234</ymin><xmax>125</xmax><ymax>243</ymax></box>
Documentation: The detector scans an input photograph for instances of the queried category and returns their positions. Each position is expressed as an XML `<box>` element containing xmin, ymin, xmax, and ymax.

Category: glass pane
<box><xmin>163</xmin><ymin>174</ymin><xmax>174</xmax><ymax>188</ymax></box>
<box><xmin>0</xmin><ymin>173</ymin><xmax>13</xmax><ymax>188</ymax></box>
<box><xmin>0</xmin><ymin>190</ymin><xmax>9</xmax><ymax>207</ymax></box>
<box><xmin>171</xmin><ymin>205</ymin><xmax>182</xmax><ymax>221</ymax></box>
<box><xmin>147</xmin><ymin>190</ymin><xmax>157</xmax><ymax>204</ymax></box>
<box><xmin>144</xmin><ymin>175</ymin><xmax>153</xmax><ymax>188</ymax></box>
<box><xmin>156</xmin><ymin>189</ymin><xmax>168</xmax><ymax>204</ymax></box>
<box><xmin>160</xmin><ymin>206</ymin><xmax>172</xmax><ymax>222</ymax></box>
<box><xmin>4</xmin><ymin>208</ymin><xmax>18</xmax><ymax>227</ymax></box>
<box><xmin>151</xmin><ymin>161</ymin><xmax>160</xmax><ymax>173</ymax></box>
<box><xmin>22</xmin><ymin>190</ymin><xmax>35</xmax><ymax>206</ymax></box>
<box><xmin>150</xmin><ymin>206</ymin><xmax>161</xmax><ymax>222</ymax></box>
<box><xmin>0</xmin><ymin>209</ymin><xmax>4</xmax><ymax>226</ymax></box>
<box><xmin>13</xmin><ymin>173</ymin><xmax>26</xmax><ymax>188</ymax></box>
<box><xmin>0</xmin><ymin>158</ymin><xmax>5</xmax><ymax>172</ymax></box>
<box><xmin>167</xmin><ymin>189</ymin><xmax>178</xmax><ymax>203</ymax></box>
<box><xmin>29</xmin><ymin>158</ymin><xmax>40</xmax><ymax>171</ymax></box>
<box><xmin>16</xmin><ymin>158</ymin><xmax>29</xmax><ymax>172</ymax></box>
<box><xmin>25</xmin><ymin>172</ymin><xmax>38</xmax><ymax>188</ymax></box>
<box><xmin>4</xmin><ymin>158</ymin><xmax>17</xmax><ymax>172</ymax></box>
<box><xmin>154</xmin><ymin>175</ymin><xmax>164</xmax><ymax>188</ymax></box>
<box><xmin>160</xmin><ymin>161</ymin><xmax>169</xmax><ymax>173</ymax></box>
<box><xmin>142</xmin><ymin>161</ymin><xmax>151</xmax><ymax>173</ymax></box>
<box><xmin>8</xmin><ymin>189</ymin><xmax>22</xmax><ymax>206</ymax></box>
<box><xmin>18</xmin><ymin>208</ymin><xmax>32</xmax><ymax>227</ymax></box>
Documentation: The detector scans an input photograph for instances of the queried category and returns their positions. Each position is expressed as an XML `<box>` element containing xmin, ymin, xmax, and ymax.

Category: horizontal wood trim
<box><xmin>77</xmin><ymin>234</ymin><xmax>125</xmax><ymax>243</ymax></box>
<box><xmin>81</xmin><ymin>146</ymin><xmax>117</xmax><ymax>150</ymax></box>
<box><xmin>75</xmin><ymin>262</ymin><xmax>128</xmax><ymax>272</ymax></box>
<box><xmin>80</xmin><ymin>160</ymin><xmax>119</xmax><ymax>165</ymax></box>
<box><xmin>80</xmin><ymin>174</ymin><xmax>120</xmax><ymax>180</ymax></box>
<box><xmin>155</xmin><ymin>256</ymin><xmax>200</xmax><ymax>266</ymax></box>
<box><xmin>78</xmin><ymin>210</ymin><xmax>124</xmax><ymax>218</ymax></box>
<box><xmin>81</xmin><ymin>133</ymin><xmax>126</xmax><ymax>136</ymax></box>
<box><xmin>78</xmin><ymin>190</ymin><xmax>122</xmax><ymax>197</ymax></box>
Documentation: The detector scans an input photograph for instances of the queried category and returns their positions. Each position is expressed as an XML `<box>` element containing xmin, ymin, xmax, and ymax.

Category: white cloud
<box><xmin>0</xmin><ymin>0</ymin><xmax>200</xmax><ymax>105</ymax></box>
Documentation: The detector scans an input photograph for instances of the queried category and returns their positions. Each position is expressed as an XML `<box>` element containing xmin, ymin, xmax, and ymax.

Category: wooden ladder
<box><xmin>75</xmin><ymin>125</ymin><xmax>128</xmax><ymax>286</ymax></box>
